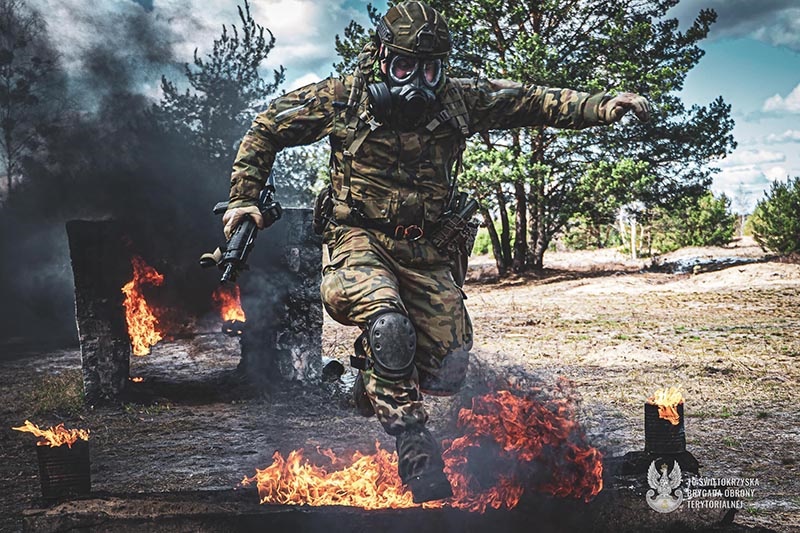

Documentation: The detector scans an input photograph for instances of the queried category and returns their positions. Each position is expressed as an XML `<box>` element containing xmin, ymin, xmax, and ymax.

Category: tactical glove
<box><xmin>603</xmin><ymin>92</ymin><xmax>651</xmax><ymax>123</ymax></box>
<box><xmin>222</xmin><ymin>205</ymin><xmax>264</xmax><ymax>240</ymax></box>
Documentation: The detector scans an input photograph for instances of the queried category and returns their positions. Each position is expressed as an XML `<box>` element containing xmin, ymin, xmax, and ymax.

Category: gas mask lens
<box><xmin>388</xmin><ymin>55</ymin><xmax>442</xmax><ymax>88</ymax></box>
<box><xmin>422</xmin><ymin>59</ymin><xmax>442</xmax><ymax>87</ymax></box>
<box><xmin>389</xmin><ymin>55</ymin><xmax>418</xmax><ymax>84</ymax></box>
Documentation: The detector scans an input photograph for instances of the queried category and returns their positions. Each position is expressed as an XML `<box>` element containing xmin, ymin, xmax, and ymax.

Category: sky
<box><xmin>667</xmin><ymin>0</ymin><xmax>800</xmax><ymax>212</ymax></box>
<box><xmin>30</xmin><ymin>0</ymin><xmax>800</xmax><ymax>213</ymax></box>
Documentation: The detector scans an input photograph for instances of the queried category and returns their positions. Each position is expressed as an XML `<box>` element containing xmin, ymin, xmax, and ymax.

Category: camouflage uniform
<box><xmin>228</xmin><ymin>75</ymin><xmax>617</xmax><ymax>435</ymax></box>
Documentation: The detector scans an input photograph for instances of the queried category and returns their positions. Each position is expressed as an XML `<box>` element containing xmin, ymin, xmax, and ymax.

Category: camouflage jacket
<box><xmin>229</xmin><ymin>76</ymin><xmax>614</xmax><ymax>228</ymax></box>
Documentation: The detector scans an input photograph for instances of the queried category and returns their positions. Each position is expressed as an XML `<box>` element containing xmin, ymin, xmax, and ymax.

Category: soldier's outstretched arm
<box><xmin>456</xmin><ymin>78</ymin><xmax>649</xmax><ymax>133</ymax></box>
<box><xmin>227</xmin><ymin>78</ymin><xmax>345</xmax><ymax>211</ymax></box>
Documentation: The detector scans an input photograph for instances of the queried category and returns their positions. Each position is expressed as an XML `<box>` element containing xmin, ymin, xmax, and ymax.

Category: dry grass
<box><xmin>21</xmin><ymin>368</ymin><xmax>85</xmax><ymax>417</ymax></box>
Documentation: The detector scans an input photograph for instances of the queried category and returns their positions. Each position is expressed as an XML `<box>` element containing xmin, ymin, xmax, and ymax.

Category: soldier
<box><xmin>222</xmin><ymin>1</ymin><xmax>650</xmax><ymax>503</ymax></box>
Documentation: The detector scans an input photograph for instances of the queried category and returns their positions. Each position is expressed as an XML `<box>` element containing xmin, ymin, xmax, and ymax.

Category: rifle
<box><xmin>200</xmin><ymin>184</ymin><xmax>283</xmax><ymax>283</ymax></box>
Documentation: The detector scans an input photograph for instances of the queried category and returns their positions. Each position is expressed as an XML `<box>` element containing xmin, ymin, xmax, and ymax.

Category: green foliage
<box><xmin>333</xmin><ymin>4</ymin><xmax>382</xmax><ymax>78</ymax></box>
<box><xmin>682</xmin><ymin>191</ymin><xmax>736</xmax><ymax>246</ymax></box>
<box><xmin>472</xmin><ymin>211</ymin><xmax>516</xmax><ymax>255</ymax></box>
<box><xmin>750</xmin><ymin>177</ymin><xmax>800</xmax><ymax>254</ymax></box>
<box><xmin>571</xmin><ymin>159</ymin><xmax>655</xmax><ymax>248</ymax></box>
<box><xmin>155</xmin><ymin>0</ymin><xmax>284</xmax><ymax>170</ymax></box>
<box><xmin>472</xmin><ymin>227</ymin><xmax>492</xmax><ymax>255</ymax></box>
<box><xmin>646</xmin><ymin>191</ymin><xmax>735</xmax><ymax>253</ymax></box>
<box><xmin>562</xmin><ymin>217</ymin><xmax>622</xmax><ymax>250</ymax></box>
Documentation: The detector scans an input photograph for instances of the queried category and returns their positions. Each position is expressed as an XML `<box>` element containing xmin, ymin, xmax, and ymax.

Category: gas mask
<box><xmin>367</xmin><ymin>54</ymin><xmax>442</xmax><ymax>131</ymax></box>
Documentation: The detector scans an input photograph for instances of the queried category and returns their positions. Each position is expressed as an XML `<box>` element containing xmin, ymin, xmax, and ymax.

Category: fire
<box><xmin>242</xmin><ymin>442</ymin><xmax>415</xmax><ymax>509</ymax></box>
<box><xmin>442</xmin><ymin>389</ymin><xmax>603</xmax><ymax>511</ymax></box>
<box><xmin>12</xmin><ymin>420</ymin><xmax>90</xmax><ymax>448</ymax></box>
<box><xmin>243</xmin><ymin>389</ymin><xmax>603</xmax><ymax>512</ymax></box>
<box><xmin>212</xmin><ymin>285</ymin><xmax>246</xmax><ymax>322</ymax></box>
<box><xmin>122</xmin><ymin>255</ymin><xmax>164</xmax><ymax>356</ymax></box>
<box><xmin>130</xmin><ymin>377</ymin><xmax>144</xmax><ymax>383</ymax></box>
<box><xmin>647</xmin><ymin>386</ymin><xmax>684</xmax><ymax>425</ymax></box>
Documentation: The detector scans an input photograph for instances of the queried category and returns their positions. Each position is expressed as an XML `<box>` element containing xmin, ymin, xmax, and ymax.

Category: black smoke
<box><xmin>0</xmin><ymin>4</ymin><xmax>258</xmax><ymax>348</ymax></box>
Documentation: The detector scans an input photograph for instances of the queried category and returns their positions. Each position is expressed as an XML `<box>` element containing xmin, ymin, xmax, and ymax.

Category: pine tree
<box><xmin>155</xmin><ymin>0</ymin><xmax>284</xmax><ymax>172</ymax></box>
<box><xmin>751</xmin><ymin>177</ymin><xmax>800</xmax><ymax>254</ymax></box>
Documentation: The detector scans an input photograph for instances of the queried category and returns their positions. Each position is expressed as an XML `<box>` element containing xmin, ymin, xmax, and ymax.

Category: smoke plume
<box><xmin>0</xmin><ymin>1</ymin><xmax>266</xmax><ymax>348</ymax></box>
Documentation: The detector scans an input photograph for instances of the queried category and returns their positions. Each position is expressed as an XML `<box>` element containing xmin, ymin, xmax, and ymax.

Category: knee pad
<box><xmin>368</xmin><ymin>312</ymin><xmax>416</xmax><ymax>380</ymax></box>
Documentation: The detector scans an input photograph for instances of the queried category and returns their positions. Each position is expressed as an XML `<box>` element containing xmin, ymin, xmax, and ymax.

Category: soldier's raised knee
<box><xmin>369</xmin><ymin>311</ymin><xmax>416</xmax><ymax>380</ymax></box>
<box><xmin>320</xmin><ymin>269</ymin><xmax>352</xmax><ymax>324</ymax></box>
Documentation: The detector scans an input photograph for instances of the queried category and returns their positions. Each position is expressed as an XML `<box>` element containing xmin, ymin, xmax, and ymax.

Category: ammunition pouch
<box><xmin>429</xmin><ymin>194</ymin><xmax>480</xmax><ymax>287</ymax></box>
<box><xmin>430</xmin><ymin>214</ymin><xmax>478</xmax><ymax>257</ymax></box>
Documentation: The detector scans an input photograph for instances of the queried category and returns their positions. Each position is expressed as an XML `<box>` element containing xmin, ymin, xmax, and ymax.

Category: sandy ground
<box><xmin>1</xmin><ymin>237</ymin><xmax>798</xmax><ymax>532</ymax></box>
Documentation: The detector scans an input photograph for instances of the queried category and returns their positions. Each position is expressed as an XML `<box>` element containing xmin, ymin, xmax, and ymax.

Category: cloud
<box><xmin>764</xmin><ymin>165</ymin><xmax>790</xmax><ymax>181</ymax></box>
<box><xmin>668</xmin><ymin>0</ymin><xmax>800</xmax><ymax>52</ymax></box>
<box><xmin>160</xmin><ymin>0</ymin><xmax>372</xmax><ymax>88</ymax></box>
<box><xmin>718</xmin><ymin>149</ymin><xmax>785</xmax><ymax>168</ymax></box>
<box><xmin>711</xmin><ymin>147</ymin><xmax>795</xmax><ymax>208</ymax></box>
<box><xmin>712</xmin><ymin>166</ymin><xmax>775</xmax><ymax>211</ymax></box>
<box><xmin>763</xmin><ymin>129</ymin><xmax>800</xmax><ymax>143</ymax></box>
<box><xmin>762</xmin><ymin>83</ymin><xmax>800</xmax><ymax>114</ymax></box>
<box><xmin>29</xmin><ymin>0</ymin><xmax>376</xmax><ymax>98</ymax></box>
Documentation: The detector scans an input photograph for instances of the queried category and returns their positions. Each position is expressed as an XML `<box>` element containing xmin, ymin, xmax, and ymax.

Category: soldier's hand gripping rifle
<box><xmin>199</xmin><ymin>185</ymin><xmax>283</xmax><ymax>283</ymax></box>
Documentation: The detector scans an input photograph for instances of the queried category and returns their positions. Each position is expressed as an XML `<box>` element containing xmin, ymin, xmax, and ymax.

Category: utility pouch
<box><xmin>312</xmin><ymin>186</ymin><xmax>334</xmax><ymax>235</ymax></box>
<box><xmin>430</xmin><ymin>193</ymin><xmax>480</xmax><ymax>287</ymax></box>
<box><xmin>448</xmin><ymin>222</ymin><xmax>478</xmax><ymax>287</ymax></box>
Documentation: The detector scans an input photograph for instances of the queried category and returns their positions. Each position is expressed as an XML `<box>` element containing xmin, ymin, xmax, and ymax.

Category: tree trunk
<box><xmin>482</xmin><ymin>208</ymin><xmax>507</xmax><ymax>277</ymax></box>
<box><xmin>513</xmin><ymin>180</ymin><xmax>527</xmax><ymax>273</ymax></box>
<box><xmin>496</xmin><ymin>185</ymin><xmax>512</xmax><ymax>269</ymax></box>
<box><xmin>530</xmin><ymin>198</ymin><xmax>548</xmax><ymax>271</ymax></box>
<box><xmin>526</xmin><ymin>127</ymin><xmax>549</xmax><ymax>272</ymax></box>
<box><xmin>511</xmin><ymin>131</ymin><xmax>527</xmax><ymax>273</ymax></box>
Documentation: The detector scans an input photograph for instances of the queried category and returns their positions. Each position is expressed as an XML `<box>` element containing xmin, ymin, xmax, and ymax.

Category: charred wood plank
<box><xmin>66</xmin><ymin>220</ymin><xmax>132</xmax><ymax>404</ymax></box>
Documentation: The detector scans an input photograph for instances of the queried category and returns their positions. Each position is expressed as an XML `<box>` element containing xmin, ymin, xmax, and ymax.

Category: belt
<box><xmin>350</xmin><ymin>216</ymin><xmax>426</xmax><ymax>241</ymax></box>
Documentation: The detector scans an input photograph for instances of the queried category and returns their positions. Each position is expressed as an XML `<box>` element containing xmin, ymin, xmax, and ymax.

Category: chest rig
<box><xmin>329</xmin><ymin>47</ymin><xmax>471</xmax><ymax>237</ymax></box>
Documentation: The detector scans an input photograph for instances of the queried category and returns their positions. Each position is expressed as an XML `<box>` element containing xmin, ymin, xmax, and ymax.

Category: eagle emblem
<box><xmin>646</xmin><ymin>460</ymin><xmax>683</xmax><ymax>513</ymax></box>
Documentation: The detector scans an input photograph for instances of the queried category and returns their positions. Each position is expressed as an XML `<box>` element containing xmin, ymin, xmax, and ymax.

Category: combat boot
<box><xmin>395</xmin><ymin>425</ymin><xmax>452</xmax><ymax>503</ymax></box>
<box><xmin>352</xmin><ymin>371</ymin><xmax>375</xmax><ymax>417</ymax></box>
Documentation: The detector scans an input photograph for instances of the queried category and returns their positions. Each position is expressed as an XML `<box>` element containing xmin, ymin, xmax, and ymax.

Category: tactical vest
<box><xmin>330</xmin><ymin>63</ymin><xmax>471</xmax><ymax>229</ymax></box>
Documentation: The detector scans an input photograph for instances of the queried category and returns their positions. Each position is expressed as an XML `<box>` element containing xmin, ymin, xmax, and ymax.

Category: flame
<box><xmin>243</xmin><ymin>389</ymin><xmax>603</xmax><ymax>512</ymax></box>
<box><xmin>212</xmin><ymin>285</ymin><xmax>246</xmax><ymax>322</ymax></box>
<box><xmin>130</xmin><ymin>377</ymin><xmax>144</xmax><ymax>383</ymax></box>
<box><xmin>242</xmin><ymin>442</ymin><xmax>415</xmax><ymax>509</ymax></box>
<box><xmin>442</xmin><ymin>390</ymin><xmax>603</xmax><ymax>511</ymax></box>
<box><xmin>122</xmin><ymin>255</ymin><xmax>164</xmax><ymax>356</ymax></box>
<box><xmin>12</xmin><ymin>420</ymin><xmax>90</xmax><ymax>448</ymax></box>
<box><xmin>647</xmin><ymin>386</ymin><xmax>684</xmax><ymax>425</ymax></box>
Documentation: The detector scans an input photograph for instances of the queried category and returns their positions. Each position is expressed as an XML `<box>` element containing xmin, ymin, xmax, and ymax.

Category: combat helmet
<box><xmin>376</xmin><ymin>1</ymin><xmax>451</xmax><ymax>59</ymax></box>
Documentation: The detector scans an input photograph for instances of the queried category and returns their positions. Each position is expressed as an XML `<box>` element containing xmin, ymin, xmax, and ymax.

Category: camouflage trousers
<box><xmin>321</xmin><ymin>225</ymin><xmax>473</xmax><ymax>435</ymax></box>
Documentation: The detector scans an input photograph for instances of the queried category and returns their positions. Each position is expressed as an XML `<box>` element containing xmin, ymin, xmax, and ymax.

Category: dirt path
<box><xmin>1</xmin><ymin>239</ymin><xmax>797</xmax><ymax>532</ymax></box>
